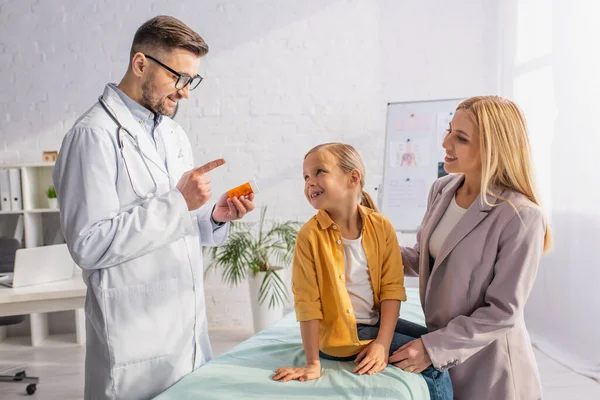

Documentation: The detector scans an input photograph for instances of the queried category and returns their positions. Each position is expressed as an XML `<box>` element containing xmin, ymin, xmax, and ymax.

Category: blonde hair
<box><xmin>457</xmin><ymin>96</ymin><xmax>552</xmax><ymax>252</ymax></box>
<box><xmin>305</xmin><ymin>143</ymin><xmax>378</xmax><ymax>211</ymax></box>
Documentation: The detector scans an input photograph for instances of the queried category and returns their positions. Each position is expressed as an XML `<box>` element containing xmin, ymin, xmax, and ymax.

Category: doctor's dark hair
<box><xmin>304</xmin><ymin>143</ymin><xmax>378</xmax><ymax>212</ymax></box>
<box><xmin>130</xmin><ymin>16</ymin><xmax>209</xmax><ymax>59</ymax></box>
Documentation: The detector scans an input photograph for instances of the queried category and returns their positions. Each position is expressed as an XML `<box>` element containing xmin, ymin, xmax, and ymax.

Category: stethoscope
<box><xmin>98</xmin><ymin>95</ymin><xmax>159</xmax><ymax>199</ymax></box>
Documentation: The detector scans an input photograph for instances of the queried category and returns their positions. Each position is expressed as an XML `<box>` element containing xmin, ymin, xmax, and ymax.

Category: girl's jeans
<box><xmin>319</xmin><ymin>318</ymin><xmax>453</xmax><ymax>400</ymax></box>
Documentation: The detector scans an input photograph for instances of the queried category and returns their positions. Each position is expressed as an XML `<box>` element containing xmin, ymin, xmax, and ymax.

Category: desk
<box><xmin>0</xmin><ymin>276</ymin><xmax>87</xmax><ymax>347</ymax></box>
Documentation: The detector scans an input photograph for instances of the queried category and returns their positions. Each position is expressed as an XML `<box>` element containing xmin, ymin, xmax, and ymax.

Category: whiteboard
<box><xmin>380</xmin><ymin>98</ymin><xmax>465</xmax><ymax>232</ymax></box>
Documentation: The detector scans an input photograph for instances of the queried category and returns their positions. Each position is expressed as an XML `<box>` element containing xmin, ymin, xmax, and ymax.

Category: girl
<box><xmin>273</xmin><ymin>143</ymin><xmax>453</xmax><ymax>399</ymax></box>
<box><xmin>392</xmin><ymin>96</ymin><xmax>551</xmax><ymax>399</ymax></box>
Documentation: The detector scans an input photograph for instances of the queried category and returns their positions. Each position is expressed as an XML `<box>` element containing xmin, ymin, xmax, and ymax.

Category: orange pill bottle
<box><xmin>227</xmin><ymin>179</ymin><xmax>259</xmax><ymax>199</ymax></box>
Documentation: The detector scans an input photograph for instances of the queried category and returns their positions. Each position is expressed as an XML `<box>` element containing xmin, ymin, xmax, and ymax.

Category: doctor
<box><xmin>53</xmin><ymin>16</ymin><xmax>254</xmax><ymax>400</ymax></box>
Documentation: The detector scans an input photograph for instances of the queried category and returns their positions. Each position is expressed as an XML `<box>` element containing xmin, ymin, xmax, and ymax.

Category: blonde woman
<box><xmin>391</xmin><ymin>96</ymin><xmax>551</xmax><ymax>399</ymax></box>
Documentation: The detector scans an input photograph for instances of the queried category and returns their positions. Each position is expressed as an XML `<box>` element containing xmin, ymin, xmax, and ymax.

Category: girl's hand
<box><xmin>353</xmin><ymin>340</ymin><xmax>389</xmax><ymax>375</ymax></box>
<box><xmin>389</xmin><ymin>338</ymin><xmax>432</xmax><ymax>374</ymax></box>
<box><xmin>272</xmin><ymin>362</ymin><xmax>321</xmax><ymax>382</ymax></box>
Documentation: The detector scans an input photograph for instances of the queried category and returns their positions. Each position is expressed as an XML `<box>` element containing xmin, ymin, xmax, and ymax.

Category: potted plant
<box><xmin>206</xmin><ymin>207</ymin><xmax>301</xmax><ymax>333</ymax></box>
<box><xmin>47</xmin><ymin>185</ymin><xmax>58</xmax><ymax>209</ymax></box>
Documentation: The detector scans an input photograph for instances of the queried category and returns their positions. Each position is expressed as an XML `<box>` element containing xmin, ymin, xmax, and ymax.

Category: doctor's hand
<box><xmin>176</xmin><ymin>159</ymin><xmax>225</xmax><ymax>211</ymax></box>
<box><xmin>389</xmin><ymin>338</ymin><xmax>432</xmax><ymax>374</ymax></box>
<box><xmin>212</xmin><ymin>192</ymin><xmax>255</xmax><ymax>223</ymax></box>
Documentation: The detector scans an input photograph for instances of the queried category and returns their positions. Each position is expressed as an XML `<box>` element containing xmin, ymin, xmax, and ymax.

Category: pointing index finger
<box><xmin>194</xmin><ymin>158</ymin><xmax>226</xmax><ymax>175</ymax></box>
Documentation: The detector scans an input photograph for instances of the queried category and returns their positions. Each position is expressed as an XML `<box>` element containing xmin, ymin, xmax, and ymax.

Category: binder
<box><xmin>0</xmin><ymin>169</ymin><xmax>10</xmax><ymax>211</ymax></box>
<box><xmin>8</xmin><ymin>168</ymin><xmax>23</xmax><ymax>211</ymax></box>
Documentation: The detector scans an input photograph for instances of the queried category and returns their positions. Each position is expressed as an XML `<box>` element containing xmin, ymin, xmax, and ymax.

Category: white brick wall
<box><xmin>0</xmin><ymin>0</ymin><xmax>499</xmax><ymax>329</ymax></box>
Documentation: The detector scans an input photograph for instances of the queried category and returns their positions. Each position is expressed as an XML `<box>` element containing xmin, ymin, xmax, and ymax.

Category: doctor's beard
<box><xmin>141</xmin><ymin>79</ymin><xmax>180</xmax><ymax>118</ymax></box>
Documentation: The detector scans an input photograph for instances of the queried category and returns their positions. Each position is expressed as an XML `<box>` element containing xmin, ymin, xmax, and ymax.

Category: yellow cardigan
<box><xmin>292</xmin><ymin>205</ymin><xmax>406</xmax><ymax>357</ymax></box>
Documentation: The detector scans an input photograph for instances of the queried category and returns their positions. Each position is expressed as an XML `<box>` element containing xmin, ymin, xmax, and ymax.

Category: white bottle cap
<box><xmin>248</xmin><ymin>178</ymin><xmax>259</xmax><ymax>194</ymax></box>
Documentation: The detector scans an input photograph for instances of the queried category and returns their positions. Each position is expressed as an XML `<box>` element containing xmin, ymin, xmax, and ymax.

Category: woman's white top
<box><xmin>342</xmin><ymin>235</ymin><xmax>379</xmax><ymax>325</ymax></box>
<box><xmin>428</xmin><ymin>195</ymin><xmax>468</xmax><ymax>259</ymax></box>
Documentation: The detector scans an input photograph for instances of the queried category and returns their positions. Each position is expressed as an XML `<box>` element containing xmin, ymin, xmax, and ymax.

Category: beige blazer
<box><xmin>402</xmin><ymin>174</ymin><xmax>545</xmax><ymax>400</ymax></box>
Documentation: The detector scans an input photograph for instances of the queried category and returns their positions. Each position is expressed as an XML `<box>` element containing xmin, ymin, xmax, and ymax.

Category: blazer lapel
<box><xmin>430</xmin><ymin>185</ymin><xmax>503</xmax><ymax>275</ymax></box>
<box><xmin>420</xmin><ymin>176</ymin><xmax>463</xmax><ymax>271</ymax></box>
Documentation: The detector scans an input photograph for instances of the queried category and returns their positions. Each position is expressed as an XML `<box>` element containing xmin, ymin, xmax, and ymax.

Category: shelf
<box><xmin>27</xmin><ymin>208</ymin><xmax>59</xmax><ymax>214</ymax></box>
<box><xmin>0</xmin><ymin>208</ymin><xmax>60</xmax><ymax>215</ymax></box>
<box><xmin>0</xmin><ymin>209</ymin><xmax>59</xmax><ymax>215</ymax></box>
<box><xmin>0</xmin><ymin>162</ymin><xmax>82</xmax><ymax>349</ymax></box>
<box><xmin>39</xmin><ymin>333</ymin><xmax>80</xmax><ymax>348</ymax></box>
<box><xmin>0</xmin><ymin>334</ymin><xmax>81</xmax><ymax>349</ymax></box>
<box><xmin>0</xmin><ymin>163</ymin><xmax>55</xmax><ymax>169</ymax></box>
<box><xmin>0</xmin><ymin>335</ymin><xmax>32</xmax><ymax>349</ymax></box>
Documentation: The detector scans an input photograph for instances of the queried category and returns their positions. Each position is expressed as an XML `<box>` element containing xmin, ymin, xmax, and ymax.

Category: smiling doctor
<box><xmin>53</xmin><ymin>16</ymin><xmax>255</xmax><ymax>400</ymax></box>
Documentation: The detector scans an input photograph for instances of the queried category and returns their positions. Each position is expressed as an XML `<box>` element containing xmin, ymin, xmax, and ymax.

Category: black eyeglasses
<box><xmin>144</xmin><ymin>54</ymin><xmax>204</xmax><ymax>91</ymax></box>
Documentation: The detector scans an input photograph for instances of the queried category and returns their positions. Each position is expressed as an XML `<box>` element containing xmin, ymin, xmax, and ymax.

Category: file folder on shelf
<box><xmin>0</xmin><ymin>169</ymin><xmax>11</xmax><ymax>211</ymax></box>
<box><xmin>8</xmin><ymin>168</ymin><xmax>23</xmax><ymax>211</ymax></box>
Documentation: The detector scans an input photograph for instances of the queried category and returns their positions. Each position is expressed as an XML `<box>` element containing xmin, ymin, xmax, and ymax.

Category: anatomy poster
<box><xmin>390</xmin><ymin>138</ymin><xmax>431</xmax><ymax>168</ymax></box>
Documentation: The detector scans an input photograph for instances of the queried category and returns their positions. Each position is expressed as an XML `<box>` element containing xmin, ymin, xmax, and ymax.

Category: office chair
<box><xmin>0</xmin><ymin>237</ymin><xmax>39</xmax><ymax>395</ymax></box>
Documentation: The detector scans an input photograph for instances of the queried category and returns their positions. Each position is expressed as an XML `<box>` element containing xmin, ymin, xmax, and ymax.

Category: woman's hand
<box><xmin>388</xmin><ymin>338</ymin><xmax>432</xmax><ymax>374</ymax></box>
<box><xmin>272</xmin><ymin>362</ymin><xmax>321</xmax><ymax>382</ymax></box>
<box><xmin>353</xmin><ymin>339</ymin><xmax>389</xmax><ymax>375</ymax></box>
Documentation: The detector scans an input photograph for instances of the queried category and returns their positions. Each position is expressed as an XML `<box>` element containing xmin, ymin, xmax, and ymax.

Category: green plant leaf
<box><xmin>205</xmin><ymin>205</ymin><xmax>300</xmax><ymax>308</ymax></box>
<box><xmin>208</xmin><ymin>231</ymin><xmax>254</xmax><ymax>287</ymax></box>
<box><xmin>258</xmin><ymin>269</ymin><xmax>289</xmax><ymax>309</ymax></box>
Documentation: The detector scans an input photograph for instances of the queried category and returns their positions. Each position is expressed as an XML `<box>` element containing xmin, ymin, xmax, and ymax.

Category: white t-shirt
<box><xmin>428</xmin><ymin>195</ymin><xmax>468</xmax><ymax>259</ymax></box>
<box><xmin>342</xmin><ymin>236</ymin><xmax>379</xmax><ymax>325</ymax></box>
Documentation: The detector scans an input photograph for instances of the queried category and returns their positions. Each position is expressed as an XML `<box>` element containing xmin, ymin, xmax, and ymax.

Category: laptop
<box><xmin>0</xmin><ymin>244</ymin><xmax>75</xmax><ymax>288</ymax></box>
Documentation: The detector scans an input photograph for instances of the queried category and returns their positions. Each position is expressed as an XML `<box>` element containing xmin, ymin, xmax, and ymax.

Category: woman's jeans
<box><xmin>319</xmin><ymin>318</ymin><xmax>453</xmax><ymax>400</ymax></box>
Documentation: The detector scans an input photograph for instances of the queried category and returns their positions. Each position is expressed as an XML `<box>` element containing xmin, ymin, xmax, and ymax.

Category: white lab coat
<box><xmin>53</xmin><ymin>84</ymin><xmax>229</xmax><ymax>400</ymax></box>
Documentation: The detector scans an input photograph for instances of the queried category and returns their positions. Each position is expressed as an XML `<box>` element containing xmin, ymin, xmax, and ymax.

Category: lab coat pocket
<box><xmin>103</xmin><ymin>278</ymin><xmax>183</xmax><ymax>368</ymax></box>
